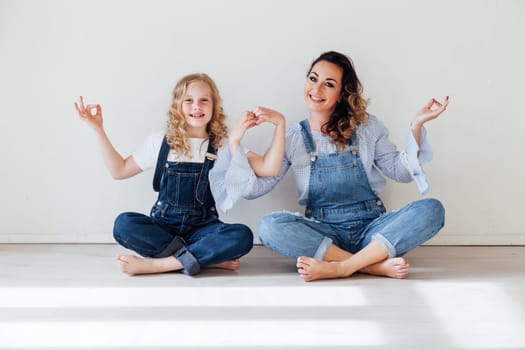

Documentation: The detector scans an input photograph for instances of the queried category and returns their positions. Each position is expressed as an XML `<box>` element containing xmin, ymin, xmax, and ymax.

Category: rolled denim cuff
<box><xmin>372</xmin><ymin>233</ymin><xmax>396</xmax><ymax>258</ymax></box>
<box><xmin>174</xmin><ymin>247</ymin><xmax>201</xmax><ymax>276</ymax></box>
<box><xmin>313</xmin><ymin>237</ymin><xmax>333</xmax><ymax>260</ymax></box>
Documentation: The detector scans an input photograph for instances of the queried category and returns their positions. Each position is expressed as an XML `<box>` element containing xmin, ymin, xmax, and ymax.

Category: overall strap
<box><xmin>195</xmin><ymin>136</ymin><xmax>217</xmax><ymax>205</ymax></box>
<box><xmin>299</xmin><ymin>119</ymin><xmax>316</xmax><ymax>154</ymax></box>
<box><xmin>153</xmin><ymin>136</ymin><xmax>170</xmax><ymax>192</ymax></box>
<box><xmin>348</xmin><ymin>130</ymin><xmax>359</xmax><ymax>151</ymax></box>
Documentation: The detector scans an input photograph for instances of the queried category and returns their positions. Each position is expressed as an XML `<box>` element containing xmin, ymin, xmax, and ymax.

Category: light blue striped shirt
<box><xmin>210</xmin><ymin>115</ymin><xmax>432</xmax><ymax>213</ymax></box>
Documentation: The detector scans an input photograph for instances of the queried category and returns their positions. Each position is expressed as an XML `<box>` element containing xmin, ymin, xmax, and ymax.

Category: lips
<box><xmin>190</xmin><ymin>113</ymin><xmax>205</xmax><ymax>118</ymax></box>
<box><xmin>309</xmin><ymin>94</ymin><xmax>325</xmax><ymax>102</ymax></box>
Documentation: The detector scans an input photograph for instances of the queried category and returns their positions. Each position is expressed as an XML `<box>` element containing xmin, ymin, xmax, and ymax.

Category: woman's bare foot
<box><xmin>116</xmin><ymin>254</ymin><xmax>182</xmax><ymax>276</ymax></box>
<box><xmin>359</xmin><ymin>257</ymin><xmax>410</xmax><ymax>279</ymax></box>
<box><xmin>296</xmin><ymin>256</ymin><xmax>345</xmax><ymax>282</ymax></box>
<box><xmin>205</xmin><ymin>259</ymin><xmax>240</xmax><ymax>271</ymax></box>
<box><xmin>297</xmin><ymin>256</ymin><xmax>410</xmax><ymax>282</ymax></box>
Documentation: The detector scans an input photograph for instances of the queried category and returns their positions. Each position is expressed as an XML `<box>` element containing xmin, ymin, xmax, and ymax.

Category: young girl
<box><xmin>210</xmin><ymin>51</ymin><xmax>449</xmax><ymax>282</ymax></box>
<box><xmin>74</xmin><ymin>73</ymin><xmax>284</xmax><ymax>276</ymax></box>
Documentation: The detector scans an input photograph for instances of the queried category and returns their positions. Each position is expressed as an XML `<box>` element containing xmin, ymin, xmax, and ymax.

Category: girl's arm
<box><xmin>74</xmin><ymin>96</ymin><xmax>142</xmax><ymax>180</ymax></box>
<box><xmin>229</xmin><ymin>107</ymin><xmax>286</xmax><ymax>177</ymax></box>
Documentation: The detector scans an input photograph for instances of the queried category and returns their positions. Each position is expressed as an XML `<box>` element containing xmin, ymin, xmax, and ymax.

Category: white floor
<box><xmin>0</xmin><ymin>244</ymin><xmax>524</xmax><ymax>349</ymax></box>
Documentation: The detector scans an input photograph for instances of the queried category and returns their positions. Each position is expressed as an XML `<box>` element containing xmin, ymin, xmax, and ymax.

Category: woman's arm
<box><xmin>74</xmin><ymin>96</ymin><xmax>142</xmax><ymax>180</ymax></box>
<box><xmin>246</xmin><ymin>107</ymin><xmax>286</xmax><ymax>177</ymax></box>
<box><xmin>411</xmin><ymin>96</ymin><xmax>449</xmax><ymax>146</ymax></box>
<box><xmin>209</xmin><ymin>144</ymin><xmax>289</xmax><ymax>213</ymax></box>
<box><xmin>372</xmin><ymin>96</ymin><xmax>449</xmax><ymax>194</ymax></box>
<box><xmin>229</xmin><ymin>107</ymin><xmax>286</xmax><ymax>177</ymax></box>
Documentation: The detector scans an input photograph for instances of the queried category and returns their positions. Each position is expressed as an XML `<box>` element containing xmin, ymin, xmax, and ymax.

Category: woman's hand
<box><xmin>411</xmin><ymin>96</ymin><xmax>449</xmax><ymax>146</ymax></box>
<box><xmin>413</xmin><ymin>96</ymin><xmax>449</xmax><ymax>128</ymax></box>
<box><xmin>253</xmin><ymin>106</ymin><xmax>285</xmax><ymax>127</ymax></box>
<box><xmin>74</xmin><ymin>96</ymin><xmax>104</xmax><ymax>133</ymax></box>
<box><xmin>229</xmin><ymin>107</ymin><xmax>286</xmax><ymax>156</ymax></box>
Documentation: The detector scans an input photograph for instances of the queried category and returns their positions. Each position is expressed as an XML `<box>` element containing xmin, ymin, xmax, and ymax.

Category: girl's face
<box><xmin>181</xmin><ymin>81</ymin><xmax>214</xmax><ymax>136</ymax></box>
<box><xmin>304</xmin><ymin>60</ymin><xmax>343</xmax><ymax>116</ymax></box>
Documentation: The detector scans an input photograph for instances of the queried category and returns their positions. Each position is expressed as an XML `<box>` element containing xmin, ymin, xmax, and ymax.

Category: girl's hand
<box><xmin>229</xmin><ymin>111</ymin><xmax>258</xmax><ymax>150</ymax></box>
<box><xmin>253</xmin><ymin>106</ymin><xmax>285</xmax><ymax>127</ymax></box>
<box><xmin>413</xmin><ymin>96</ymin><xmax>449</xmax><ymax>127</ymax></box>
<box><xmin>74</xmin><ymin>96</ymin><xmax>104</xmax><ymax>132</ymax></box>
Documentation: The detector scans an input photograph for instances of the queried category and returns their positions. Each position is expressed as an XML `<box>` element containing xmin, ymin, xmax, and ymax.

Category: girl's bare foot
<box><xmin>360</xmin><ymin>257</ymin><xmax>410</xmax><ymax>279</ymax></box>
<box><xmin>116</xmin><ymin>254</ymin><xmax>182</xmax><ymax>276</ymax></box>
<box><xmin>296</xmin><ymin>256</ymin><xmax>345</xmax><ymax>282</ymax></box>
<box><xmin>205</xmin><ymin>259</ymin><xmax>240</xmax><ymax>271</ymax></box>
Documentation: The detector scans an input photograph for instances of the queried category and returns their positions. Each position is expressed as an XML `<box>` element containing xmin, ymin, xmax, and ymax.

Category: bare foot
<box><xmin>360</xmin><ymin>257</ymin><xmax>410</xmax><ymax>279</ymax></box>
<box><xmin>296</xmin><ymin>256</ymin><xmax>345</xmax><ymax>282</ymax></box>
<box><xmin>205</xmin><ymin>259</ymin><xmax>240</xmax><ymax>271</ymax></box>
<box><xmin>116</xmin><ymin>254</ymin><xmax>182</xmax><ymax>276</ymax></box>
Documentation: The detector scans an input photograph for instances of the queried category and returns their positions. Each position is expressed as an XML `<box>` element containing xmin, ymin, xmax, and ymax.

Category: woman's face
<box><xmin>181</xmin><ymin>81</ymin><xmax>214</xmax><ymax>135</ymax></box>
<box><xmin>304</xmin><ymin>60</ymin><xmax>343</xmax><ymax>116</ymax></box>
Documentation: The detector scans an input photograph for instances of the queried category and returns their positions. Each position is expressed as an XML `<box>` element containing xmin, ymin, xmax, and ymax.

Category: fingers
<box><xmin>74</xmin><ymin>96</ymin><xmax>93</xmax><ymax>116</ymax></box>
<box><xmin>252</xmin><ymin>106</ymin><xmax>285</xmax><ymax>126</ymax></box>
<box><xmin>423</xmin><ymin>98</ymin><xmax>435</xmax><ymax>110</ymax></box>
<box><xmin>438</xmin><ymin>95</ymin><xmax>450</xmax><ymax>110</ymax></box>
<box><xmin>431</xmin><ymin>96</ymin><xmax>450</xmax><ymax>115</ymax></box>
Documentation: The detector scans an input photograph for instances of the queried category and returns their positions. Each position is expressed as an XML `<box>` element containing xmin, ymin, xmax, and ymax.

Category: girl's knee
<box><xmin>113</xmin><ymin>212</ymin><xmax>142</xmax><ymax>242</ymax></box>
<box><xmin>231</xmin><ymin>224</ymin><xmax>254</xmax><ymax>253</ymax></box>
<box><xmin>113</xmin><ymin>212</ymin><xmax>131</xmax><ymax>241</ymax></box>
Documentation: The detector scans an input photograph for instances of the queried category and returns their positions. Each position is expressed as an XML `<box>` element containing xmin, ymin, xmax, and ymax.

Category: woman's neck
<box><xmin>308</xmin><ymin>112</ymin><xmax>331</xmax><ymax>132</ymax></box>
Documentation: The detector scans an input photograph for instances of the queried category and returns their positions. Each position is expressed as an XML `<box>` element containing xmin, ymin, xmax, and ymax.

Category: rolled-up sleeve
<box><xmin>371</xmin><ymin>117</ymin><xmax>434</xmax><ymax>195</ymax></box>
<box><xmin>400</xmin><ymin>125</ymin><xmax>433</xmax><ymax>194</ymax></box>
<box><xmin>209</xmin><ymin>144</ymin><xmax>288</xmax><ymax>213</ymax></box>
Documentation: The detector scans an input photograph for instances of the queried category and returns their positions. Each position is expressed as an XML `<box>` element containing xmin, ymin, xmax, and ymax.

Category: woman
<box><xmin>210</xmin><ymin>51</ymin><xmax>449</xmax><ymax>282</ymax></box>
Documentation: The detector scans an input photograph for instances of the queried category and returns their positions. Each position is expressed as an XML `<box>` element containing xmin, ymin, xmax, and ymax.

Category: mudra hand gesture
<box><xmin>74</xmin><ymin>96</ymin><xmax>103</xmax><ymax>132</ymax></box>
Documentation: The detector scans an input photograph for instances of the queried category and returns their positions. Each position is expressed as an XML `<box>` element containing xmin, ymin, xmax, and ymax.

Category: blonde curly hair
<box><xmin>166</xmin><ymin>73</ymin><xmax>228</xmax><ymax>156</ymax></box>
<box><xmin>308</xmin><ymin>51</ymin><xmax>369</xmax><ymax>150</ymax></box>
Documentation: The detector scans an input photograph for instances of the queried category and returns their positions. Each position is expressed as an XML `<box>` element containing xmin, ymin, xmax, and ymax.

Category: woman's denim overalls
<box><xmin>114</xmin><ymin>137</ymin><xmax>253</xmax><ymax>275</ymax></box>
<box><xmin>259</xmin><ymin>120</ymin><xmax>444</xmax><ymax>260</ymax></box>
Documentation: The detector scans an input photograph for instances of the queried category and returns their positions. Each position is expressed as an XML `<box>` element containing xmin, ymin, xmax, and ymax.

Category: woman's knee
<box><xmin>258</xmin><ymin>211</ymin><xmax>296</xmax><ymax>244</ymax></box>
<box><xmin>419</xmin><ymin>198</ymin><xmax>445</xmax><ymax>228</ymax></box>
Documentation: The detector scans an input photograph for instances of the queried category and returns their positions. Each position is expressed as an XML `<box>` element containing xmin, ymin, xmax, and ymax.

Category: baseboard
<box><xmin>424</xmin><ymin>234</ymin><xmax>525</xmax><ymax>245</ymax></box>
<box><xmin>1</xmin><ymin>233</ymin><xmax>524</xmax><ymax>245</ymax></box>
<box><xmin>0</xmin><ymin>233</ymin><xmax>113</xmax><ymax>244</ymax></box>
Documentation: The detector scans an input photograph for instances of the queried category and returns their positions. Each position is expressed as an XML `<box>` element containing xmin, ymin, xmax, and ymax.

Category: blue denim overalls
<box><xmin>258</xmin><ymin>120</ymin><xmax>444</xmax><ymax>260</ymax></box>
<box><xmin>301</xmin><ymin>119</ymin><xmax>387</xmax><ymax>252</ymax></box>
<box><xmin>114</xmin><ymin>137</ymin><xmax>253</xmax><ymax>275</ymax></box>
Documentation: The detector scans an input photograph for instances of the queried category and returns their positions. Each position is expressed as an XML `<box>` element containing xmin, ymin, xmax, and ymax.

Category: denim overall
<box><xmin>258</xmin><ymin>120</ymin><xmax>444</xmax><ymax>260</ymax></box>
<box><xmin>114</xmin><ymin>137</ymin><xmax>253</xmax><ymax>275</ymax></box>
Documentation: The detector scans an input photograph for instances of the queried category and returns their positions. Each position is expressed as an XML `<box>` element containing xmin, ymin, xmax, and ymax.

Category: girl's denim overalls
<box><xmin>114</xmin><ymin>137</ymin><xmax>253</xmax><ymax>275</ymax></box>
<box><xmin>258</xmin><ymin>120</ymin><xmax>444</xmax><ymax>260</ymax></box>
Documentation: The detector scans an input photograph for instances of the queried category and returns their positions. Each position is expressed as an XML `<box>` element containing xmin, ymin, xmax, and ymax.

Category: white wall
<box><xmin>1</xmin><ymin>0</ymin><xmax>523</xmax><ymax>244</ymax></box>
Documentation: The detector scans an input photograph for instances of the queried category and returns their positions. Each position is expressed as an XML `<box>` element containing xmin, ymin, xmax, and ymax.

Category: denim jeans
<box><xmin>114</xmin><ymin>212</ymin><xmax>253</xmax><ymax>268</ymax></box>
<box><xmin>258</xmin><ymin>198</ymin><xmax>445</xmax><ymax>260</ymax></box>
